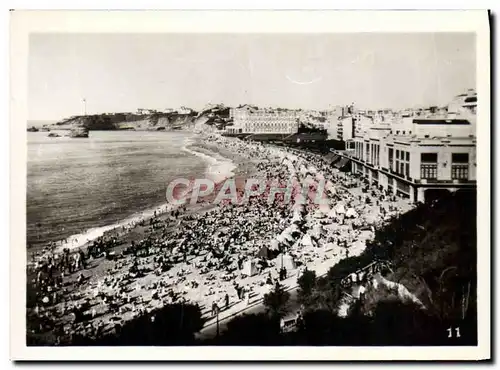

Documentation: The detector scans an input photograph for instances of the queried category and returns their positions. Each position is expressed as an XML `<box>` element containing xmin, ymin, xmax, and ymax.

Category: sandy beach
<box><xmin>26</xmin><ymin>132</ymin><xmax>414</xmax><ymax>345</ymax></box>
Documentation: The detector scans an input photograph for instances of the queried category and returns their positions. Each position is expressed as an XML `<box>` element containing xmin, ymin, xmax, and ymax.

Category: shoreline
<box><xmin>27</xmin><ymin>133</ymin><xmax>414</xmax><ymax>345</ymax></box>
<box><xmin>27</xmin><ymin>132</ymin><xmax>239</xmax><ymax>256</ymax></box>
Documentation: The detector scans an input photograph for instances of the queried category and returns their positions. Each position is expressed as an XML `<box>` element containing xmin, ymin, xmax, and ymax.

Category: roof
<box><xmin>413</xmin><ymin>119</ymin><xmax>471</xmax><ymax>125</ymax></box>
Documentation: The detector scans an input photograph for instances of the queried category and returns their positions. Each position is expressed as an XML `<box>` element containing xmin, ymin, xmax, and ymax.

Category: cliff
<box><xmin>50</xmin><ymin>111</ymin><xmax>199</xmax><ymax>132</ymax></box>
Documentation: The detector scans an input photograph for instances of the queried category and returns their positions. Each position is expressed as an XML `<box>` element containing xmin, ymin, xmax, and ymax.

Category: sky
<box><xmin>28</xmin><ymin>33</ymin><xmax>476</xmax><ymax>121</ymax></box>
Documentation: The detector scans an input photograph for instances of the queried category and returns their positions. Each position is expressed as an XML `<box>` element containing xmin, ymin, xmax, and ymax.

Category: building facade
<box><xmin>227</xmin><ymin>106</ymin><xmax>299</xmax><ymax>135</ymax></box>
<box><xmin>347</xmin><ymin>117</ymin><xmax>476</xmax><ymax>203</ymax></box>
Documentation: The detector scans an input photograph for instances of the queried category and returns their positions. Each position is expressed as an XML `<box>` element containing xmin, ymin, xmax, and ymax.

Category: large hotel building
<box><xmin>330</xmin><ymin>90</ymin><xmax>477</xmax><ymax>203</ymax></box>
<box><xmin>226</xmin><ymin>106</ymin><xmax>299</xmax><ymax>135</ymax></box>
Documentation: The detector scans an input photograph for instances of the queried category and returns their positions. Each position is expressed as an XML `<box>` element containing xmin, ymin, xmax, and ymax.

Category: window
<box><xmin>396</xmin><ymin>150</ymin><xmax>400</xmax><ymax>159</ymax></box>
<box><xmin>405</xmin><ymin>163</ymin><xmax>410</xmax><ymax>177</ymax></box>
<box><xmin>421</xmin><ymin>153</ymin><xmax>438</xmax><ymax>163</ymax></box>
<box><xmin>452</xmin><ymin>165</ymin><xmax>469</xmax><ymax>180</ymax></box>
<box><xmin>421</xmin><ymin>164</ymin><xmax>438</xmax><ymax>179</ymax></box>
<box><xmin>396</xmin><ymin>130</ymin><xmax>400</xmax><ymax>135</ymax></box>
<box><xmin>388</xmin><ymin>148</ymin><xmax>394</xmax><ymax>170</ymax></box>
<box><xmin>406</xmin><ymin>152</ymin><xmax>410</xmax><ymax>161</ymax></box>
<box><xmin>451</xmin><ymin>153</ymin><xmax>469</xmax><ymax>180</ymax></box>
<box><xmin>452</xmin><ymin>153</ymin><xmax>469</xmax><ymax>163</ymax></box>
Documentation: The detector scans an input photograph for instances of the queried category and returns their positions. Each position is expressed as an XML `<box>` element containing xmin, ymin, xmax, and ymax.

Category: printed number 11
<box><xmin>447</xmin><ymin>327</ymin><xmax>461</xmax><ymax>338</ymax></box>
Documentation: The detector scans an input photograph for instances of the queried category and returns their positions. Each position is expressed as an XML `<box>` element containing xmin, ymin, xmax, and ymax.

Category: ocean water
<box><xmin>27</xmin><ymin>131</ymin><xmax>210</xmax><ymax>250</ymax></box>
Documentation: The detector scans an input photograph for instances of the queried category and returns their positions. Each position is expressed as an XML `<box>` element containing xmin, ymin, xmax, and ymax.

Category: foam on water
<box><xmin>182</xmin><ymin>137</ymin><xmax>237</xmax><ymax>184</ymax></box>
<box><xmin>50</xmin><ymin>135</ymin><xmax>237</xmax><ymax>252</ymax></box>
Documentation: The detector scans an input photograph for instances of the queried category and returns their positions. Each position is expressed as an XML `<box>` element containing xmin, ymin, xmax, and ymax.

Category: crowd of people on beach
<box><xmin>27</xmin><ymin>133</ymin><xmax>413</xmax><ymax>345</ymax></box>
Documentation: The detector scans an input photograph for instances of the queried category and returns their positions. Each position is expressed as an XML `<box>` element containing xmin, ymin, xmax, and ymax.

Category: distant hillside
<box><xmin>49</xmin><ymin>111</ymin><xmax>199</xmax><ymax>131</ymax></box>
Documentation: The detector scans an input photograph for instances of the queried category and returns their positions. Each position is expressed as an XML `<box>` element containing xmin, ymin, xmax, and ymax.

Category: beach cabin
<box><xmin>242</xmin><ymin>259</ymin><xmax>259</xmax><ymax>277</ymax></box>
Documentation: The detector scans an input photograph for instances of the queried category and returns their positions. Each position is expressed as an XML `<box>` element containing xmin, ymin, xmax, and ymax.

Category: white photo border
<box><xmin>9</xmin><ymin>9</ymin><xmax>491</xmax><ymax>361</ymax></box>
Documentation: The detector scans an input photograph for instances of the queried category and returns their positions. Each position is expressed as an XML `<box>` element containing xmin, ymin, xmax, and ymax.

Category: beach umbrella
<box><xmin>335</xmin><ymin>204</ymin><xmax>346</xmax><ymax>214</ymax></box>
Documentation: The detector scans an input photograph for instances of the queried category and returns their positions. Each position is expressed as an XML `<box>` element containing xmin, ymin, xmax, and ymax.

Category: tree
<box><xmin>216</xmin><ymin>313</ymin><xmax>281</xmax><ymax>345</ymax></box>
<box><xmin>297</xmin><ymin>268</ymin><xmax>317</xmax><ymax>307</ymax></box>
<box><xmin>98</xmin><ymin>303</ymin><xmax>203</xmax><ymax>346</ymax></box>
<box><xmin>263</xmin><ymin>281</ymin><xmax>290</xmax><ymax>319</ymax></box>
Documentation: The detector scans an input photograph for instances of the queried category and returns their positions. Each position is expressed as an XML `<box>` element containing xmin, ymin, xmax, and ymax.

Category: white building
<box><xmin>336</xmin><ymin>91</ymin><xmax>477</xmax><ymax>203</ymax></box>
<box><xmin>177</xmin><ymin>106</ymin><xmax>194</xmax><ymax>115</ymax></box>
<box><xmin>137</xmin><ymin>108</ymin><xmax>157</xmax><ymax>115</ymax></box>
<box><xmin>448</xmin><ymin>89</ymin><xmax>477</xmax><ymax>115</ymax></box>
<box><xmin>227</xmin><ymin>106</ymin><xmax>299</xmax><ymax>135</ymax></box>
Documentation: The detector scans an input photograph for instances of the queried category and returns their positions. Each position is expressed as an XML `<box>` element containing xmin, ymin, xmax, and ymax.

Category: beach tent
<box><xmin>242</xmin><ymin>259</ymin><xmax>259</xmax><ymax>277</ymax></box>
<box><xmin>292</xmin><ymin>210</ymin><xmax>302</xmax><ymax>223</ymax></box>
<box><xmin>345</xmin><ymin>208</ymin><xmax>358</xmax><ymax>219</ymax></box>
<box><xmin>327</xmin><ymin>208</ymin><xmax>337</xmax><ymax>219</ymax></box>
<box><xmin>274</xmin><ymin>254</ymin><xmax>297</xmax><ymax>271</ymax></box>
<box><xmin>270</xmin><ymin>239</ymin><xmax>280</xmax><ymax>250</ymax></box>
<box><xmin>301</xmin><ymin>234</ymin><xmax>315</xmax><ymax>249</ymax></box>
<box><xmin>335</xmin><ymin>204</ymin><xmax>346</xmax><ymax>214</ymax></box>
<box><xmin>326</xmin><ymin>182</ymin><xmax>336</xmax><ymax>195</ymax></box>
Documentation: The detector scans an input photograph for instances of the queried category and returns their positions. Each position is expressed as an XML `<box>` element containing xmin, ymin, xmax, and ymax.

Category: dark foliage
<box><xmin>29</xmin><ymin>303</ymin><xmax>205</xmax><ymax>346</ymax></box>
<box><xmin>202</xmin><ymin>190</ymin><xmax>478</xmax><ymax>346</ymax></box>
<box><xmin>297</xmin><ymin>268</ymin><xmax>317</xmax><ymax>307</ymax></box>
<box><xmin>211</xmin><ymin>313</ymin><xmax>282</xmax><ymax>345</ymax></box>
<box><xmin>263</xmin><ymin>281</ymin><xmax>291</xmax><ymax>319</ymax></box>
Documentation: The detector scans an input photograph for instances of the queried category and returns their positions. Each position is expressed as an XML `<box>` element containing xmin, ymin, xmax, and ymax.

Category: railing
<box><xmin>451</xmin><ymin>164</ymin><xmax>469</xmax><ymax>181</ymax></box>
<box><xmin>420</xmin><ymin>164</ymin><xmax>438</xmax><ymax>181</ymax></box>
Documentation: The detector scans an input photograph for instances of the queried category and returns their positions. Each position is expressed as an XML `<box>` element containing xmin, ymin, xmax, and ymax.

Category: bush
<box><xmin>263</xmin><ymin>281</ymin><xmax>291</xmax><ymax>319</ymax></box>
